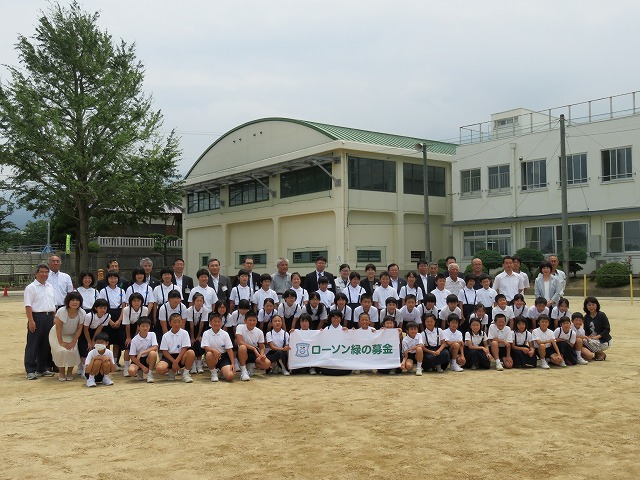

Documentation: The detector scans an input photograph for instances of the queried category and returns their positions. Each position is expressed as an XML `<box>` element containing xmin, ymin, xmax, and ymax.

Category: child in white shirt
<box><xmin>401</xmin><ymin>321</ymin><xmax>424</xmax><ymax>375</ymax></box>
<box><xmin>532</xmin><ymin>315</ymin><xmax>564</xmax><ymax>369</ymax></box>
<box><xmin>442</xmin><ymin>314</ymin><xmax>465</xmax><ymax>372</ymax></box>
<box><xmin>487</xmin><ymin>313</ymin><xmax>514</xmax><ymax>371</ymax></box>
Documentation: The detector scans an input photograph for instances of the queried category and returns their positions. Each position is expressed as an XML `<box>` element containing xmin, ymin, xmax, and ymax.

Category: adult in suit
<box><xmin>96</xmin><ymin>259</ymin><xmax>130</xmax><ymax>292</ymax></box>
<box><xmin>140</xmin><ymin>257</ymin><xmax>160</xmax><ymax>289</ymax></box>
<box><xmin>416</xmin><ymin>261</ymin><xmax>439</xmax><ymax>299</ymax></box>
<box><xmin>360</xmin><ymin>263</ymin><xmax>379</xmax><ymax>296</ymax></box>
<box><xmin>232</xmin><ymin>256</ymin><xmax>261</xmax><ymax>293</ymax></box>
<box><xmin>207</xmin><ymin>258</ymin><xmax>233</xmax><ymax>305</ymax></box>
<box><xmin>172</xmin><ymin>258</ymin><xmax>193</xmax><ymax>307</ymax></box>
<box><xmin>303</xmin><ymin>256</ymin><xmax>336</xmax><ymax>293</ymax></box>
<box><xmin>387</xmin><ymin>263</ymin><xmax>407</xmax><ymax>295</ymax></box>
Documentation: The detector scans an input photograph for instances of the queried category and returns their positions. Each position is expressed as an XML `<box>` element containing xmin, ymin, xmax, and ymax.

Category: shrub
<box><xmin>474</xmin><ymin>249</ymin><xmax>504</xmax><ymax>270</ymax></box>
<box><xmin>558</xmin><ymin>247</ymin><xmax>588</xmax><ymax>276</ymax></box>
<box><xmin>87</xmin><ymin>241</ymin><xmax>100</xmax><ymax>253</ymax></box>
<box><xmin>515</xmin><ymin>247</ymin><xmax>545</xmax><ymax>272</ymax></box>
<box><xmin>595</xmin><ymin>262</ymin><xmax>630</xmax><ymax>288</ymax></box>
<box><xmin>437</xmin><ymin>258</ymin><xmax>447</xmax><ymax>271</ymax></box>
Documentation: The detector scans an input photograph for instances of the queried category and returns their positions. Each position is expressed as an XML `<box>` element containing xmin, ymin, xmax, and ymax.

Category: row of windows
<box><xmin>188</xmin><ymin>158</ymin><xmax>448</xmax><ymax>213</ymax></box>
<box><xmin>460</xmin><ymin>147</ymin><xmax>633</xmax><ymax>195</ymax></box>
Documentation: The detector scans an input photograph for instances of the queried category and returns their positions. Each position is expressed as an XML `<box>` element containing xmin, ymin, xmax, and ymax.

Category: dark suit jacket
<box><xmin>360</xmin><ymin>277</ymin><xmax>380</xmax><ymax>296</ymax></box>
<box><xmin>208</xmin><ymin>274</ymin><xmax>232</xmax><ymax>304</ymax></box>
<box><xmin>177</xmin><ymin>274</ymin><xmax>194</xmax><ymax>307</ymax></box>
<box><xmin>303</xmin><ymin>270</ymin><xmax>336</xmax><ymax>294</ymax></box>
<box><xmin>146</xmin><ymin>276</ymin><xmax>160</xmax><ymax>290</ymax></box>
<box><xmin>416</xmin><ymin>275</ymin><xmax>437</xmax><ymax>299</ymax></box>
<box><xmin>392</xmin><ymin>278</ymin><xmax>407</xmax><ymax>295</ymax></box>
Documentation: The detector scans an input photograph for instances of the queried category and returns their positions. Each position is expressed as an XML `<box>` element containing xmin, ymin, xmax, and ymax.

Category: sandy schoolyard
<box><xmin>1</xmin><ymin>295</ymin><xmax>638</xmax><ymax>480</ymax></box>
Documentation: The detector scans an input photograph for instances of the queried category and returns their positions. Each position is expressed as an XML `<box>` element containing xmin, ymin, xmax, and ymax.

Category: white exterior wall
<box><xmin>451</xmin><ymin>113</ymin><xmax>640</xmax><ymax>272</ymax></box>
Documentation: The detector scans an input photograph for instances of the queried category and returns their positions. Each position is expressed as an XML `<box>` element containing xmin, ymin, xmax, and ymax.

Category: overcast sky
<box><xmin>2</xmin><ymin>0</ymin><xmax>639</xmax><ymax>226</ymax></box>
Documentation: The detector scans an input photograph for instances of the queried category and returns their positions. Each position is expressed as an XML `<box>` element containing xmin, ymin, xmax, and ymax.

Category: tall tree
<box><xmin>0</xmin><ymin>197</ymin><xmax>17</xmax><ymax>242</ymax></box>
<box><xmin>0</xmin><ymin>2</ymin><xmax>183</xmax><ymax>277</ymax></box>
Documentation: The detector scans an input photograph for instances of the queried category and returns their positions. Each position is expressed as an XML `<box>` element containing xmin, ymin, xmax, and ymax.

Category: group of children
<box><xmin>71</xmin><ymin>265</ymin><xmax>612</xmax><ymax>386</ymax></box>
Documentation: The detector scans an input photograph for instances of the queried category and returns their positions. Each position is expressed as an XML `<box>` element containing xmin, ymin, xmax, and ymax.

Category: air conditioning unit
<box><xmin>589</xmin><ymin>235</ymin><xmax>601</xmax><ymax>254</ymax></box>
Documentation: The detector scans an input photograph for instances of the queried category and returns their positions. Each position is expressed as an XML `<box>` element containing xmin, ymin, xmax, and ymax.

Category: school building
<box><xmin>451</xmin><ymin>91</ymin><xmax>640</xmax><ymax>273</ymax></box>
<box><xmin>182</xmin><ymin>118</ymin><xmax>456</xmax><ymax>276</ymax></box>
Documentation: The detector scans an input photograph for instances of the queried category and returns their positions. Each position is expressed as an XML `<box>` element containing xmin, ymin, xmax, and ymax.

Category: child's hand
<box><xmin>125</xmin><ymin>338</ymin><xmax>131</xmax><ymax>347</ymax></box>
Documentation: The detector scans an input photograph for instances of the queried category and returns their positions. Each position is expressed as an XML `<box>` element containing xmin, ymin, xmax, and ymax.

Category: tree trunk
<box><xmin>75</xmin><ymin>204</ymin><xmax>90</xmax><ymax>280</ymax></box>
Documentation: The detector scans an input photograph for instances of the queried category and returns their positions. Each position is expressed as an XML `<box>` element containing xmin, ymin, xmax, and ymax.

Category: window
<box><xmin>410</xmin><ymin>250</ymin><xmax>426</xmax><ymax>262</ymax></box>
<box><xmin>187</xmin><ymin>189</ymin><xmax>220</xmax><ymax>213</ymax></box>
<box><xmin>562</xmin><ymin>153</ymin><xmax>588</xmax><ymax>185</ymax></box>
<box><xmin>238</xmin><ymin>253</ymin><xmax>267</xmax><ymax>266</ymax></box>
<box><xmin>200</xmin><ymin>254</ymin><xmax>210</xmax><ymax>267</ymax></box>
<box><xmin>606</xmin><ymin>221</ymin><xmax>640</xmax><ymax>253</ymax></box>
<box><xmin>291</xmin><ymin>250</ymin><xmax>328</xmax><ymax>264</ymax></box>
<box><xmin>461</xmin><ymin>168</ymin><xmax>481</xmax><ymax>195</ymax></box>
<box><xmin>602</xmin><ymin>147</ymin><xmax>632</xmax><ymax>182</ymax></box>
<box><xmin>349</xmin><ymin>156</ymin><xmax>396</xmax><ymax>193</ymax></box>
<box><xmin>463</xmin><ymin>229</ymin><xmax>511</xmax><ymax>257</ymax></box>
<box><xmin>524</xmin><ymin>224</ymin><xmax>589</xmax><ymax>254</ymax></box>
<box><xmin>403</xmin><ymin>163</ymin><xmax>446</xmax><ymax>197</ymax></box>
<box><xmin>281</xmin><ymin>164</ymin><xmax>332</xmax><ymax>198</ymax></box>
<box><xmin>488</xmin><ymin>164</ymin><xmax>510</xmax><ymax>191</ymax></box>
<box><xmin>229</xmin><ymin>178</ymin><xmax>269</xmax><ymax>206</ymax></box>
<box><xmin>356</xmin><ymin>249</ymin><xmax>383</xmax><ymax>263</ymax></box>
<box><xmin>495</xmin><ymin>116</ymin><xmax>518</xmax><ymax>128</ymax></box>
<box><xmin>521</xmin><ymin>159</ymin><xmax>547</xmax><ymax>191</ymax></box>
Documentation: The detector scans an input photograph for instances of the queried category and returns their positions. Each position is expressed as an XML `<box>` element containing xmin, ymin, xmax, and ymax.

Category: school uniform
<box><xmin>78</xmin><ymin>311</ymin><xmax>110</xmax><ymax>358</ymax></box>
<box><xmin>399</xmin><ymin>285</ymin><xmax>424</xmax><ymax>304</ymax></box>
<box><xmin>532</xmin><ymin>327</ymin><xmax>556</xmax><ymax>357</ymax></box>
<box><xmin>378</xmin><ymin>308</ymin><xmax>400</xmax><ymax>328</ymax></box>
<box><xmin>469</xmin><ymin>313</ymin><xmax>489</xmax><ymax>329</ymax></box>
<box><xmin>464</xmin><ymin>331</ymin><xmax>491</xmax><ymax>369</ymax></box>
<box><xmin>352</xmin><ymin>306</ymin><xmax>379</xmax><ymax>327</ymax></box>
<box><xmin>487</xmin><ymin>324</ymin><xmax>513</xmax><ymax>359</ymax></box>
<box><xmin>493</xmin><ymin>271</ymin><xmax>524</xmax><ymax>302</ymax></box>
<box><xmin>343</xmin><ymin>285</ymin><xmax>366</xmax><ymax>312</ymax></box>
<box><xmin>373</xmin><ymin>285</ymin><xmax>399</xmax><ymax>307</ymax></box>
<box><xmin>316</xmin><ymin>289</ymin><xmax>335</xmax><ymax>309</ymax></box>
<box><xmin>84</xmin><ymin>347</ymin><xmax>115</xmax><ymax>382</ymax></box>
<box><xmin>266</xmin><ymin>328</ymin><xmax>290</xmax><ymax>368</ymax></box>
<box><xmin>550</xmin><ymin>307</ymin><xmax>572</xmax><ymax>325</ymax></box>
<box><xmin>159</xmin><ymin>328</ymin><xmax>191</xmax><ymax>365</ymax></box>
<box><xmin>153</xmin><ymin>283</ymin><xmax>182</xmax><ymax>309</ymax></box>
<box><xmin>398</xmin><ymin>306</ymin><xmax>422</xmax><ymax>331</ymax></box>
<box><xmin>421</xmin><ymin>327</ymin><xmax>451</xmax><ymax>369</ymax></box>
<box><xmin>235</xmin><ymin>324</ymin><xmax>265</xmax><ymax>363</ymax></box>
<box><xmin>185</xmin><ymin>305</ymin><xmax>211</xmax><ymax>356</ymax></box>
<box><xmin>491</xmin><ymin>305</ymin><xmax>514</xmax><ymax>325</ymax></box>
<box><xmin>512</xmin><ymin>330</ymin><xmax>537</xmax><ymax>367</ymax></box>
<box><xmin>402</xmin><ymin>334</ymin><xmax>424</xmax><ymax>363</ymax></box>
<box><xmin>121</xmin><ymin>305</ymin><xmax>149</xmax><ymax>346</ymax></box>
<box><xmin>333</xmin><ymin>305</ymin><xmax>352</xmax><ymax>326</ymax></box>
<box><xmin>476</xmin><ymin>287</ymin><xmax>497</xmax><ymax>324</ymax></box>
<box><xmin>201</xmin><ymin>328</ymin><xmax>234</xmax><ymax>368</ymax></box>
<box><xmin>527</xmin><ymin>306</ymin><xmax>550</xmax><ymax>329</ymax></box>
<box><xmin>442</xmin><ymin>328</ymin><xmax>464</xmax><ymax>346</ymax></box>
<box><xmin>188</xmin><ymin>285</ymin><xmax>219</xmax><ymax>309</ymax></box>
<box><xmin>125</xmin><ymin>283</ymin><xmax>154</xmax><ymax>308</ymax></box>
<box><xmin>76</xmin><ymin>287</ymin><xmax>97</xmax><ymax>312</ymax></box>
<box><xmin>98</xmin><ymin>286</ymin><xmax>125</xmax><ymax>347</ymax></box>
<box><xmin>554</xmin><ymin>327</ymin><xmax>578</xmax><ymax>364</ymax></box>
<box><xmin>458</xmin><ymin>287</ymin><xmax>478</xmax><ymax>323</ymax></box>
<box><xmin>303</xmin><ymin>303</ymin><xmax>328</xmax><ymax>330</ymax></box>
<box><xmin>439</xmin><ymin>306</ymin><xmax>462</xmax><ymax>325</ymax></box>
<box><xmin>291</xmin><ymin>286</ymin><xmax>309</xmax><ymax>306</ymax></box>
<box><xmin>278</xmin><ymin>303</ymin><xmax>301</xmax><ymax>331</ymax></box>
<box><xmin>258</xmin><ymin>308</ymin><xmax>276</xmax><ymax>333</ymax></box>
<box><xmin>233</xmin><ymin>271</ymin><xmax>261</xmax><ymax>294</ymax></box>
<box><xmin>158</xmin><ymin>302</ymin><xmax>187</xmax><ymax>329</ymax></box>
<box><xmin>430</xmin><ymin>287</ymin><xmax>451</xmax><ymax>312</ymax></box>
<box><xmin>129</xmin><ymin>332</ymin><xmax>158</xmax><ymax>368</ymax></box>
<box><xmin>252</xmin><ymin>288</ymin><xmax>279</xmax><ymax>310</ymax></box>
<box><xmin>360</xmin><ymin>277</ymin><xmax>380</xmax><ymax>296</ymax></box>
<box><xmin>229</xmin><ymin>284</ymin><xmax>251</xmax><ymax>309</ymax></box>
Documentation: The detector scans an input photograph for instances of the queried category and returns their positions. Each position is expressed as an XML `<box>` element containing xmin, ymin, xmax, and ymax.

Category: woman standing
<box><xmin>534</xmin><ymin>261</ymin><xmax>562</xmax><ymax>308</ymax></box>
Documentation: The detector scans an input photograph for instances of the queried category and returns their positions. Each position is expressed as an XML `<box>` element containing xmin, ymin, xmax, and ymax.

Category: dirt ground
<box><xmin>1</xmin><ymin>295</ymin><xmax>638</xmax><ymax>480</ymax></box>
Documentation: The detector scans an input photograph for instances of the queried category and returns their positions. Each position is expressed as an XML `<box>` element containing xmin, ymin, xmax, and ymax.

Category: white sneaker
<box><xmin>182</xmin><ymin>371</ymin><xmax>193</xmax><ymax>383</ymax></box>
<box><xmin>211</xmin><ymin>369</ymin><xmax>219</xmax><ymax>382</ymax></box>
<box><xmin>559</xmin><ymin>361</ymin><xmax>567</xmax><ymax>367</ymax></box>
<box><xmin>279</xmin><ymin>360</ymin><xmax>289</xmax><ymax>376</ymax></box>
<box><xmin>435</xmin><ymin>365</ymin><xmax>444</xmax><ymax>373</ymax></box>
<box><xmin>168</xmin><ymin>372</ymin><xmax>176</xmax><ymax>381</ymax></box>
<box><xmin>247</xmin><ymin>363</ymin><xmax>256</xmax><ymax>376</ymax></box>
<box><xmin>471</xmin><ymin>364</ymin><xmax>478</xmax><ymax>370</ymax></box>
<box><xmin>136</xmin><ymin>370</ymin><xmax>144</xmax><ymax>381</ymax></box>
<box><xmin>190</xmin><ymin>364</ymin><xmax>197</xmax><ymax>374</ymax></box>
<box><xmin>309</xmin><ymin>368</ymin><xmax>317</xmax><ymax>375</ymax></box>
<box><xmin>416</xmin><ymin>367</ymin><xmax>423</xmax><ymax>376</ymax></box>
<box><xmin>540</xmin><ymin>359</ymin><xmax>550</xmax><ymax>369</ymax></box>
<box><xmin>241</xmin><ymin>370</ymin><xmax>250</xmax><ymax>381</ymax></box>
<box><xmin>451</xmin><ymin>362</ymin><xmax>464</xmax><ymax>372</ymax></box>
<box><xmin>102</xmin><ymin>375</ymin><xmax>114</xmax><ymax>386</ymax></box>
<box><xmin>197</xmin><ymin>361</ymin><xmax>204</xmax><ymax>374</ymax></box>
<box><xmin>77</xmin><ymin>363</ymin><xmax>85</xmax><ymax>377</ymax></box>
<box><xmin>577</xmin><ymin>357</ymin><xmax>589</xmax><ymax>365</ymax></box>
<box><xmin>123</xmin><ymin>369</ymin><xmax>130</xmax><ymax>377</ymax></box>
<box><xmin>283</xmin><ymin>369</ymin><xmax>290</xmax><ymax>376</ymax></box>
<box><xmin>496</xmin><ymin>361</ymin><xmax>504</xmax><ymax>371</ymax></box>
<box><xmin>147</xmin><ymin>372</ymin><xmax>154</xmax><ymax>383</ymax></box>
<box><xmin>86</xmin><ymin>377</ymin><xmax>97</xmax><ymax>387</ymax></box>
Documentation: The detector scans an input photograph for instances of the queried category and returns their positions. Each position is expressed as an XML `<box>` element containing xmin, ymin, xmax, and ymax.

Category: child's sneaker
<box><xmin>577</xmin><ymin>357</ymin><xmax>589</xmax><ymax>365</ymax></box>
<box><xmin>168</xmin><ymin>371</ymin><xmax>176</xmax><ymax>381</ymax></box>
<box><xmin>247</xmin><ymin>363</ymin><xmax>256</xmax><ymax>376</ymax></box>
<box><xmin>197</xmin><ymin>361</ymin><xmax>204</xmax><ymax>374</ymax></box>
<box><xmin>241</xmin><ymin>370</ymin><xmax>250</xmax><ymax>381</ymax></box>
<box><xmin>190</xmin><ymin>364</ymin><xmax>197</xmax><ymax>374</ymax></box>
<box><xmin>435</xmin><ymin>365</ymin><xmax>444</xmax><ymax>373</ymax></box>
<box><xmin>559</xmin><ymin>360</ymin><xmax>567</xmax><ymax>367</ymax></box>
<box><xmin>309</xmin><ymin>368</ymin><xmax>317</xmax><ymax>375</ymax></box>
<box><xmin>450</xmin><ymin>362</ymin><xmax>464</xmax><ymax>372</ymax></box>
<box><xmin>415</xmin><ymin>367</ymin><xmax>423</xmax><ymax>376</ymax></box>
<box><xmin>136</xmin><ymin>370</ymin><xmax>144</xmax><ymax>381</ymax></box>
<box><xmin>211</xmin><ymin>369</ymin><xmax>219</xmax><ymax>382</ymax></box>
<box><xmin>182</xmin><ymin>371</ymin><xmax>193</xmax><ymax>383</ymax></box>
<box><xmin>540</xmin><ymin>359</ymin><xmax>550</xmax><ymax>369</ymax></box>
<box><xmin>102</xmin><ymin>375</ymin><xmax>114</xmax><ymax>386</ymax></box>
<box><xmin>147</xmin><ymin>372</ymin><xmax>154</xmax><ymax>383</ymax></box>
<box><xmin>86</xmin><ymin>376</ymin><xmax>97</xmax><ymax>387</ymax></box>
<box><xmin>496</xmin><ymin>361</ymin><xmax>503</xmax><ymax>371</ymax></box>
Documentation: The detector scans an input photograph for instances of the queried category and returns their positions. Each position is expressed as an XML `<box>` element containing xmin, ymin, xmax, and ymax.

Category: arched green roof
<box><xmin>186</xmin><ymin>117</ymin><xmax>456</xmax><ymax>178</ymax></box>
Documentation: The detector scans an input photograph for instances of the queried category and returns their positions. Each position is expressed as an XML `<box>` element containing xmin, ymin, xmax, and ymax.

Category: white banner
<box><xmin>288</xmin><ymin>329</ymin><xmax>401</xmax><ymax>370</ymax></box>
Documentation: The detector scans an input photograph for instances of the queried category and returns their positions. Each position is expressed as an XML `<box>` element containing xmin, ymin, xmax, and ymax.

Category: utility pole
<box><xmin>560</xmin><ymin>114</ymin><xmax>570</xmax><ymax>276</ymax></box>
<box><xmin>415</xmin><ymin>142</ymin><xmax>431</xmax><ymax>262</ymax></box>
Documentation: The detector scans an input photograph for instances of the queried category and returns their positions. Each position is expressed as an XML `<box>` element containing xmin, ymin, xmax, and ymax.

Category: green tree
<box><xmin>558</xmin><ymin>247</ymin><xmax>588</xmax><ymax>277</ymax></box>
<box><xmin>149</xmin><ymin>233</ymin><xmax>180</xmax><ymax>267</ymax></box>
<box><xmin>473</xmin><ymin>249</ymin><xmax>504</xmax><ymax>271</ymax></box>
<box><xmin>515</xmin><ymin>247</ymin><xmax>545</xmax><ymax>272</ymax></box>
<box><xmin>0</xmin><ymin>197</ymin><xmax>17</xmax><ymax>242</ymax></box>
<box><xmin>0</xmin><ymin>2</ymin><xmax>183</xmax><ymax>277</ymax></box>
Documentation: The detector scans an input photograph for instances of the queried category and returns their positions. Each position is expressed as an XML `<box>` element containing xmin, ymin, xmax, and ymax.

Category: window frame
<box><xmin>601</xmin><ymin>146</ymin><xmax>632</xmax><ymax>182</ymax></box>
<box><xmin>403</xmin><ymin>163</ymin><xmax>446</xmax><ymax>197</ymax></box>
<box><xmin>461</xmin><ymin>168</ymin><xmax>481</xmax><ymax>196</ymax></box>
<box><xmin>488</xmin><ymin>164</ymin><xmax>510</xmax><ymax>192</ymax></box>
<box><xmin>280</xmin><ymin>164</ymin><xmax>332</xmax><ymax>198</ymax></box>
<box><xmin>229</xmin><ymin>178</ymin><xmax>270</xmax><ymax>206</ymax></box>
<box><xmin>348</xmin><ymin>156</ymin><xmax>396</xmax><ymax>193</ymax></box>
<box><xmin>521</xmin><ymin>158</ymin><xmax>547</xmax><ymax>191</ymax></box>
<box><xmin>606</xmin><ymin>220</ymin><xmax>640</xmax><ymax>253</ymax></box>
